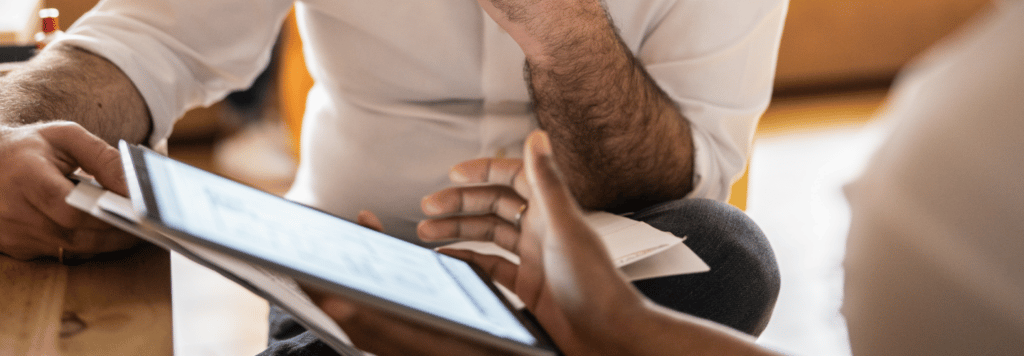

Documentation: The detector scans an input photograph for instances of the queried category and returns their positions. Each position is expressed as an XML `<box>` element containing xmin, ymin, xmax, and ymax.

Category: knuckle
<box><xmin>95</xmin><ymin>145</ymin><xmax>123</xmax><ymax>170</ymax></box>
<box><xmin>2</xmin><ymin>137</ymin><xmax>47</xmax><ymax>164</ymax></box>
<box><xmin>9</xmin><ymin>159</ymin><xmax>50</xmax><ymax>195</ymax></box>
<box><xmin>39</xmin><ymin>121</ymin><xmax>86</xmax><ymax>138</ymax></box>
<box><xmin>24</xmin><ymin>179</ymin><xmax>62</xmax><ymax>208</ymax></box>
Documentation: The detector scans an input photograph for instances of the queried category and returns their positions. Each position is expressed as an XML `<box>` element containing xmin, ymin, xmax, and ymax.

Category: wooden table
<box><xmin>0</xmin><ymin>244</ymin><xmax>172</xmax><ymax>356</ymax></box>
<box><xmin>0</xmin><ymin>61</ymin><xmax>172</xmax><ymax>355</ymax></box>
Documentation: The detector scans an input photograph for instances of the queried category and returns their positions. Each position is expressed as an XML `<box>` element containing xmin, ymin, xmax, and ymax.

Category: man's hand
<box><xmin>0</xmin><ymin>45</ymin><xmax>152</xmax><ymax>261</ymax></box>
<box><xmin>439</xmin><ymin>131</ymin><xmax>777</xmax><ymax>356</ymax></box>
<box><xmin>435</xmin><ymin>130</ymin><xmax>648</xmax><ymax>355</ymax></box>
<box><xmin>0</xmin><ymin>122</ymin><xmax>139</xmax><ymax>261</ymax></box>
<box><xmin>310</xmin><ymin>132</ymin><xmax>644</xmax><ymax>355</ymax></box>
<box><xmin>312</xmin><ymin>131</ymin><xmax>772</xmax><ymax>355</ymax></box>
<box><xmin>418</xmin><ymin>157</ymin><xmax>530</xmax><ymax>248</ymax></box>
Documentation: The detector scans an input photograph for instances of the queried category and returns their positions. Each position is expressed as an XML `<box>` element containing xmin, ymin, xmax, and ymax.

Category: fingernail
<box><xmin>538</xmin><ymin>131</ymin><xmax>552</xmax><ymax>155</ymax></box>
<box><xmin>421</xmin><ymin>196</ymin><xmax>442</xmax><ymax>215</ymax></box>
<box><xmin>529</xmin><ymin>130</ymin><xmax>552</xmax><ymax>156</ymax></box>
<box><xmin>325</xmin><ymin>299</ymin><xmax>358</xmax><ymax>320</ymax></box>
<box><xmin>416</xmin><ymin>221</ymin><xmax>441</xmax><ymax>241</ymax></box>
<box><xmin>449</xmin><ymin>167</ymin><xmax>468</xmax><ymax>183</ymax></box>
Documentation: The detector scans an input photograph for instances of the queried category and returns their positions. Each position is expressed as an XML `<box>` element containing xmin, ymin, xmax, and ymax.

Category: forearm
<box><xmin>0</xmin><ymin>44</ymin><xmax>151</xmax><ymax>145</ymax></box>
<box><xmin>618</xmin><ymin>302</ymin><xmax>780</xmax><ymax>356</ymax></box>
<box><xmin>522</xmin><ymin>5</ymin><xmax>693</xmax><ymax>212</ymax></box>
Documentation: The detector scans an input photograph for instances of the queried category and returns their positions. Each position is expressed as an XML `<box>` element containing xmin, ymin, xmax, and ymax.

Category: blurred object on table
<box><xmin>34</xmin><ymin>8</ymin><xmax>64</xmax><ymax>49</ymax></box>
<box><xmin>0</xmin><ymin>0</ymin><xmax>42</xmax><ymax>45</ymax></box>
<box><xmin>0</xmin><ymin>0</ymin><xmax>42</xmax><ymax>62</ymax></box>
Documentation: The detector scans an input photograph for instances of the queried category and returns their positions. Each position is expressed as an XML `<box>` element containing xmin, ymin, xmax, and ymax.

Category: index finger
<box><xmin>450</xmin><ymin>158</ymin><xmax>531</xmax><ymax>199</ymax></box>
<box><xmin>40</xmin><ymin>123</ymin><xmax>128</xmax><ymax>196</ymax></box>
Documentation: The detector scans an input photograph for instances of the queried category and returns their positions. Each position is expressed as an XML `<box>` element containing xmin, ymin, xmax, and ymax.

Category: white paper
<box><xmin>444</xmin><ymin>211</ymin><xmax>709</xmax><ymax>280</ymax></box>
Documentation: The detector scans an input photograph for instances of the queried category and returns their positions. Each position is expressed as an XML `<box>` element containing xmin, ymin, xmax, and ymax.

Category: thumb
<box><xmin>40</xmin><ymin>122</ymin><xmax>128</xmax><ymax>196</ymax></box>
<box><xmin>523</xmin><ymin>130</ymin><xmax>580</xmax><ymax>221</ymax></box>
<box><xmin>522</xmin><ymin>130</ymin><xmax>615</xmax><ymax>270</ymax></box>
<box><xmin>522</xmin><ymin>130</ymin><xmax>592</xmax><ymax>247</ymax></box>
<box><xmin>523</xmin><ymin>130</ymin><xmax>641</xmax><ymax>330</ymax></box>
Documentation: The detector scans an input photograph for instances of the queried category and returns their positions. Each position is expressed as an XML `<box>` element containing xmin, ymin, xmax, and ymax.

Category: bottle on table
<box><xmin>34</xmin><ymin>8</ymin><xmax>63</xmax><ymax>49</ymax></box>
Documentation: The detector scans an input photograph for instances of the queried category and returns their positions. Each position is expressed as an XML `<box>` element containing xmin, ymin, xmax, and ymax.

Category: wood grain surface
<box><xmin>0</xmin><ymin>244</ymin><xmax>172</xmax><ymax>356</ymax></box>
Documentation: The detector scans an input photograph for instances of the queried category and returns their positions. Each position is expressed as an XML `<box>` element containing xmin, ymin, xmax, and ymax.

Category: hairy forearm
<box><xmin>522</xmin><ymin>5</ymin><xmax>693</xmax><ymax>212</ymax></box>
<box><xmin>0</xmin><ymin>44</ymin><xmax>151</xmax><ymax>145</ymax></box>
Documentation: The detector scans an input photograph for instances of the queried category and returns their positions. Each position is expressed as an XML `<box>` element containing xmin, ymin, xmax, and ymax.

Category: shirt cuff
<box><xmin>50</xmin><ymin>32</ymin><xmax>177</xmax><ymax>149</ymax></box>
<box><xmin>686</xmin><ymin>128</ymin><xmax>734</xmax><ymax>202</ymax></box>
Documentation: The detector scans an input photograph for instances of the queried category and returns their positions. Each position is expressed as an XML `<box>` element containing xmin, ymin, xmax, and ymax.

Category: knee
<box><xmin>631</xmin><ymin>198</ymin><xmax>781</xmax><ymax>335</ymax></box>
<box><xmin>634</xmin><ymin>199</ymin><xmax>775</xmax><ymax>269</ymax></box>
<box><xmin>634</xmin><ymin>199</ymin><xmax>760</xmax><ymax>243</ymax></box>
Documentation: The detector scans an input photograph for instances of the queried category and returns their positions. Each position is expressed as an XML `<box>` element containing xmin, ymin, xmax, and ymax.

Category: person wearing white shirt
<box><xmin>310</xmin><ymin>2</ymin><xmax>1024</xmax><ymax>354</ymax></box>
<box><xmin>0</xmin><ymin>0</ymin><xmax>787</xmax><ymax>352</ymax></box>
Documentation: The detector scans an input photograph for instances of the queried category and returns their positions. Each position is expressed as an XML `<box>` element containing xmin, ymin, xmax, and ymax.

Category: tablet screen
<box><xmin>131</xmin><ymin>146</ymin><xmax>544</xmax><ymax>350</ymax></box>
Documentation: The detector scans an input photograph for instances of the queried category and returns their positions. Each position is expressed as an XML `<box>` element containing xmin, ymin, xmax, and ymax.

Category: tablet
<box><xmin>118</xmin><ymin>141</ymin><xmax>557</xmax><ymax>356</ymax></box>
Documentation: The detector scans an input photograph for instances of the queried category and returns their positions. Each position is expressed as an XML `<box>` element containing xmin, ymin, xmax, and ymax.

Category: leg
<box><xmin>630</xmin><ymin>198</ymin><xmax>780</xmax><ymax>336</ymax></box>
<box><xmin>260</xmin><ymin>305</ymin><xmax>341</xmax><ymax>356</ymax></box>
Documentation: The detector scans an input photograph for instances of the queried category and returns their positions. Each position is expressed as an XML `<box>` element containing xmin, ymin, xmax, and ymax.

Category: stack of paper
<box><xmin>445</xmin><ymin>211</ymin><xmax>709</xmax><ymax>281</ymax></box>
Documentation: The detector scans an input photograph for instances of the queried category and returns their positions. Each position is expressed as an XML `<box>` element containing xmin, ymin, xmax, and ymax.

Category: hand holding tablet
<box><xmin>115</xmin><ymin>139</ymin><xmax>557</xmax><ymax>355</ymax></box>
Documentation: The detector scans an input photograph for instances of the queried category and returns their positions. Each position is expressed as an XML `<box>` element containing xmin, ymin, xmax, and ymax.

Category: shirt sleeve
<box><xmin>49</xmin><ymin>0</ymin><xmax>294</xmax><ymax>148</ymax></box>
<box><xmin>633</xmin><ymin>0</ymin><xmax>788</xmax><ymax>201</ymax></box>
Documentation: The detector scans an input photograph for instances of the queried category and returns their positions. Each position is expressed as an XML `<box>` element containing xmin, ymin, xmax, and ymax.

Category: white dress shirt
<box><xmin>55</xmin><ymin>0</ymin><xmax>787</xmax><ymax>240</ymax></box>
<box><xmin>843</xmin><ymin>2</ymin><xmax>1024</xmax><ymax>354</ymax></box>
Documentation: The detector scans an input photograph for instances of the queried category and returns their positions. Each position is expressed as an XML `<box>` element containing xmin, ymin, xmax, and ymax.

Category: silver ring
<box><xmin>514</xmin><ymin>204</ymin><xmax>527</xmax><ymax>229</ymax></box>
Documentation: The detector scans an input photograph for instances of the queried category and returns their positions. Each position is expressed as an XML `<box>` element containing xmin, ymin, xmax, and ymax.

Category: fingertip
<box><xmin>421</xmin><ymin>188</ymin><xmax>458</xmax><ymax>216</ymax></box>
<box><xmin>524</xmin><ymin>130</ymin><xmax>563</xmax><ymax>192</ymax></box>
<box><xmin>356</xmin><ymin>210</ymin><xmax>384</xmax><ymax>232</ymax></box>
<box><xmin>449</xmin><ymin>158</ymin><xmax>492</xmax><ymax>183</ymax></box>
<box><xmin>420</xmin><ymin>195</ymin><xmax>442</xmax><ymax>216</ymax></box>
<box><xmin>449</xmin><ymin>165</ymin><xmax>470</xmax><ymax>183</ymax></box>
<box><xmin>416</xmin><ymin>220</ymin><xmax>433</xmax><ymax>240</ymax></box>
<box><xmin>527</xmin><ymin>130</ymin><xmax>552</xmax><ymax>157</ymax></box>
<box><xmin>528</xmin><ymin>129</ymin><xmax>552</xmax><ymax>181</ymax></box>
<box><xmin>321</xmin><ymin>298</ymin><xmax>359</xmax><ymax>321</ymax></box>
<box><xmin>94</xmin><ymin>145</ymin><xmax>129</xmax><ymax>196</ymax></box>
<box><xmin>416</xmin><ymin>220</ymin><xmax>452</xmax><ymax>242</ymax></box>
<box><xmin>436</xmin><ymin>248</ymin><xmax>471</xmax><ymax>260</ymax></box>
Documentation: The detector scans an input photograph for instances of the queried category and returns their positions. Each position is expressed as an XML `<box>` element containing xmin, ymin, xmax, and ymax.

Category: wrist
<box><xmin>483</xmin><ymin>0</ymin><xmax>617</xmax><ymax>67</ymax></box>
<box><xmin>522</xmin><ymin>14</ymin><xmax>620</xmax><ymax>68</ymax></box>
<box><xmin>522</xmin><ymin>26</ymin><xmax>621</xmax><ymax>70</ymax></box>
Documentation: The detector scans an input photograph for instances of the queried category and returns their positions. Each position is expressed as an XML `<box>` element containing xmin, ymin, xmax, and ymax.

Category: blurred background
<box><xmin>2</xmin><ymin>0</ymin><xmax>994</xmax><ymax>354</ymax></box>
